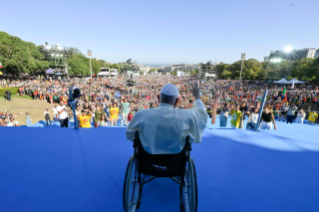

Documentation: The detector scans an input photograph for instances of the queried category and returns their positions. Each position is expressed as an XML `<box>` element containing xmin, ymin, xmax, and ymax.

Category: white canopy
<box><xmin>273</xmin><ymin>78</ymin><xmax>288</xmax><ymax>84</ymax></box>
<box><xmin>287</xmin><ymin>78</ymin><xmax>305</xmax><ymax>84</ymax></box>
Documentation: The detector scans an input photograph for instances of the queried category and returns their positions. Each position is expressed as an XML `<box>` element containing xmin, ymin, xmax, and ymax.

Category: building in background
<box><xmin>268</xmin><ymin>48</ymin><xmax>319</xmax><ymax>61</ymax></box>
<box><xmin>162</xmin><ymin>64</ymin><xmax>200</xmax><ymax>72</ymax></box>
<box><xmin>138</xmin><ymin>65</ymin><xmax>152</xmax><ymax>73</ymax></box>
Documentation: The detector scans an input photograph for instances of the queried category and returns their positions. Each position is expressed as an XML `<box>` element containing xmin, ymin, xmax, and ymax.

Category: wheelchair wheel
<box><xmin>183</xmin><ymin>158</ymin><xmax>198</xmax><ymax>212</ymax></box>
<box><xmin>123</xmin><ymin>155</ymin><xmax>140</xmax><ymax>212</ymax></box>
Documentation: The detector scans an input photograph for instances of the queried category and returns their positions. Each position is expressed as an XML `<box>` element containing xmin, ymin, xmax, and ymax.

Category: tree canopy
<box><xmin>0</xmin><ymin>31</ymin><xmax>49</xmax><ymax>76</ymax></box>
<box><xmin>216</xmin><ymin>57</ymin><xmax>319</xmax><ymax>82</ymax></box>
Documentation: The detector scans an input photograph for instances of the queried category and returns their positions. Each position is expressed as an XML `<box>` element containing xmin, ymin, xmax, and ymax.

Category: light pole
<box><xmin>239</xmin><ymin>53</ymin><xmax>245</xmax><ymax>81</ymax></box>
<box><xmin>87</xmin><ymin>50</ymin><xmax>92</xmax><ymax>78</ymax></box>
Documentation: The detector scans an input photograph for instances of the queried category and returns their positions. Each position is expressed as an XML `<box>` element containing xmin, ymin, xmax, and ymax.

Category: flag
<box><xmin>115</xmin><ymin>91</ymin><xmax>121</xmax><ymax>98</ymax></box>
<box><xmin>283</xmin><ymin>87</ymin><xmax>287</xmax><ymax>102</ymax></box>
<box><xmin>291</xmin><ymin>81</ymin><xmax>294</xmax><ymax>89</ymax></box>
<box><xmin>0</xmin><ymin>63</ymin><xmax>3</xmax><ymax>68</ymax></box>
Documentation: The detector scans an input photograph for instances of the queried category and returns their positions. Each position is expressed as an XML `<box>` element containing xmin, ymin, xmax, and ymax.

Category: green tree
<box><xmin>171</xmin><ymin>69</ymin><xmax>177</xmax><ymax>76</ymax></box>
<box><xmin>0</xmin><ymin>31</ymin><xmax>49</xmax><ymax>77</ymax></box>
<box><xmin>149</xmin><ymin>68</ymin><xmax>156</xmax><ymax>73</ymax></box>
<box><xmin>67</xmin><ymin>54</ymin><xmax>90</xmax><ymax>76</ymax></box>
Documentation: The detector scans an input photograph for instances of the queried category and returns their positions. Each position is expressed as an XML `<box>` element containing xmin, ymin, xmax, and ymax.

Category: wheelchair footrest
<box><xmin>180</xmin><ymin>203</ymin><xmax>184</xmax><ymax>212</ymax></box>
<box><xmin>137</xmin><ymin>200</ymin><xmax>141</xmax><ymax>209</ymax></box>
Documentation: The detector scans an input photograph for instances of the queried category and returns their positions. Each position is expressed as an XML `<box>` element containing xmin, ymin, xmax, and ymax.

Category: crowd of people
<box><xmin>0</xmin><ymin>76</ymin><xmax>318</xmax><ymax>129</ymax></box>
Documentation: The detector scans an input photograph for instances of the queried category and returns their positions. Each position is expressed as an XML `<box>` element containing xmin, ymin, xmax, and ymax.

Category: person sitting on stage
<box><xmin>126</xmin><ymin>83</ymin><xmax>217</xmax><ymax>154</ymax></box>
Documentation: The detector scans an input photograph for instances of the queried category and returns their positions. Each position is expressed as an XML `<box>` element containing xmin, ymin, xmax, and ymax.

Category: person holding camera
<box><xmin>78</xmin><ymin>109</ymin><xmax>93</xmax><ymax>128</ymax></box>
<box><xmin>57</xmin><ymin>100</ymin><xmax>69</xmax><ymax>128</ymax></box>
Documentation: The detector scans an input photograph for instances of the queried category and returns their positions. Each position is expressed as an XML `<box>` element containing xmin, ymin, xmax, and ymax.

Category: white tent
<box><xmin>273</xmin><ymin>78</ymin><xmax>288</xmax><ymax>84</ymax></box>
<box><xmin>287</xmin><ymin>78</ymin><xmax>305</xmax><ymax>84</ymax></box>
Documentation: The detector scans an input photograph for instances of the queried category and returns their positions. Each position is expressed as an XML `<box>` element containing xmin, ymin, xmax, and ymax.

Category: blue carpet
<box><xmin>0</xmin><ymin>118</ymin><xmax>319</xmax><ymax>212</ymax></box>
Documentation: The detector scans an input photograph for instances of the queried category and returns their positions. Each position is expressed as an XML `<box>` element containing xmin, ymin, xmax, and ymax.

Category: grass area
<box><xmin>0</xmin><ymin>95</ymin><xmax>58</xmax><ymax>125</ymax></box>
<box><xmin>10</xmin><ymin>95</ymin><xmax>33</xmax><ymax>100</ymax></box>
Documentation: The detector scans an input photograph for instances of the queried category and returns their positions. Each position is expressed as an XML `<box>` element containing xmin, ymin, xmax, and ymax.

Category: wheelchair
<box><xmin>123</xmin><ymin>132</ymin><xmax>198</xmax><ymax>212</ymax></box>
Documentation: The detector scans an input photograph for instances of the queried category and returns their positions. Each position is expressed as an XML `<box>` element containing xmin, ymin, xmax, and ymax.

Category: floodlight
<box><xmin>285</xmin><ymin>46</ymin><xmax>293</xmax><ymax>53</ymax></box>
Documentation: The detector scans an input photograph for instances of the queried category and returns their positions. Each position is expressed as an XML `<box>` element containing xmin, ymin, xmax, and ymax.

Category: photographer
<box><xmin>78</xmin><ymin>109</ymin><xmax>93</xmax><ymax>128</ymax></box>
<box><xmin>57</xmin><ymin>101</ymin><xmax>69</xmax><ymax>128</ymax></box>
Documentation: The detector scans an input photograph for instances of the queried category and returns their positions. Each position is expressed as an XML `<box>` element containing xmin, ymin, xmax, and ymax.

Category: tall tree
<box><xmin>0</xmin><ymin>31</ymin><xmax>49</xmax><ymax>76</ymax></box>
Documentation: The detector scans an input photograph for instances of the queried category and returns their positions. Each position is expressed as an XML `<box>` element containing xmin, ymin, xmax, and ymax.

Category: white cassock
<box><xmin>126</xmin><ymin>99</ymin><xmax>208</xmax><ymax>154</ymax></box>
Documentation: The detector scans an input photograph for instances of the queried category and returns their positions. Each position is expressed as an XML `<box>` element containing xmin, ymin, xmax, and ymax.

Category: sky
<box><xmin>1</xmin><ymin>0</ymin><xmax>319</xmax><ymax>66</ymax></box>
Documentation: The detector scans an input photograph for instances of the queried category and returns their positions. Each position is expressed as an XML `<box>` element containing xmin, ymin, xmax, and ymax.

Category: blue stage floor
<box><xmin>0</xmin><ymin>118</ymin><xmax>319</xmax><ymax>212</ymax></box>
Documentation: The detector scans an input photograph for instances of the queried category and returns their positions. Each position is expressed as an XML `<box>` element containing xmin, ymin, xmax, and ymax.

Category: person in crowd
<box><xmin>7</xmin><ymin>116</ymin><xmax>20</xmax><ymax>127</ymax></box>
<box><xmin>307</xmin><ymin>106</ymin><xmax>318</xmax><ymax>124</ymax></box>
<box><xmin>19</xmin><ymin>86</ymin><xmax>24</xmax><ymax>96</ymax></box>
<box><xmin>43</xmin><ymin>108</ymin><xmax>51</xmax><ymax>126</ymax></box>
<box><xmin>279</xmin><ymin>103</ymin><xmax>288</xmax><ymax>122</ymax></box>
<box><xmin>75</xmin><ymin>106</ymin><xmax>82</xmax><ymax>117</ymax></box>
<box><xmin>51</xmin><ymin>105</ymin><xmax>58</xmax><ymax>118</ymax></box>
<box><xmin>94</xmin><ymin>105</ymin><xmax>106</xmax><ymax>128</ymax></box>
<box><xmin>296</xmin><ymin>109</ymin><xmax>306</xmax><ymax>124</ymax></box>
<box><xmin>5</xmin><ymin>89</ymin><xmax>11</xmax><ymax>101</ymax></box>
<box><xmin>286</xmin><ymin>103</ymin><xmax>297</xmax><ymax>124</ymax></box>
<box><xmin>109</xmin><ymin>103</ymin><xmax>119</xmax><ymax>126</ymax></box>
<box><xmin>20</xmin><ymin>112</ymin><xmax>32</xmax><ymax>126</ymax></box>
<box><xmin>69</xmin><ymin>112</ymin><xmax>74</xmax><ymax>122</ymax></box>
<box><xmin>78</xmin><ymin>109</ymin><xmax>93</xmax><ymax>128</ymax></box>
<box><xmin>121</xmin><ymin>98</ymin><xmax>130</xmax><ymax>126</ymax></box>
<box><xmin>33</xmin><ymin>89</ymin><xmax>38</xmax><ymax>100</ymax></box>
<box><xmin>49</xmin><ymin>93</ymin><xmax>53</xmax><ymax>104</ymax></box>
<box><xmin>57</xmin><ymin>100</ymin><xmax>69</xmax><ymax>128</ymax></box>
<box><xmin>53</xmin><ymin>114</ymin><xmax>59</xmax><ymax>122</ymax></box>
<box><xmin>0</xmin><ymin>118</ymin><xmax>6</xmax><ymax>127</ymax></box>
<box><xmin>239</xmin><ymin>101</ymin><xmax>248</xmax><ymax>129</ymax></box>
<box><xmin>259</xmin><ymin>106</ymin><xmax>276</xmax><ymax>130</ymax></box>
<box><xmin>100</xmin><ymin>114</ymin><xmax>109</xmax><ymax>126</ymax></box>
<box><xmin>220</xmin><ymin>103</ymin><xmax>230</xmax><ymax>127</ymax></box>
<box><xmin>230</xmin><ymin>105</ymin><xmax>242</xmax><ymax>129</ymax></box>
<box><xmin>127</xmin><ymin>111</ymin><xmax>134</xmax><ymax>123</ymax></box>
<box><xmin>246</xmin><ymin>107</ymin><xmax>259</xmax><ymax>130</ymax></box>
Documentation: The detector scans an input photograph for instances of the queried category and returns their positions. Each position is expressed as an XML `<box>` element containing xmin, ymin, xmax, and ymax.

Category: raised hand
<box><xmin>191</xmin><ymin>82</ymin><xmax>200</xmax><ymax>100</ymax></box>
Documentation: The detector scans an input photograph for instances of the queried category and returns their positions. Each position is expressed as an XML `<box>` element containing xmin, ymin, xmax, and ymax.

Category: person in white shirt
<box><xmin>246</xmin><ymin>107</ymin><xmax>259</xmax><ymax>130</ymax></box>
<box><xmin>7</xmin><ymin>116</ymin><xmax>20</xmax><ymax>127</ymax></box>
<box><xmin>57</xmin><ymin>101</ymin><xmax>69</xmax><ymax>128</ymax></box>
<box><xmin>126</xmin><ymin>83</ymin><xmax>217</xmax><ymax>154</ymax></box>
<box><xmin>295</xmin><ymin>109</ymin><xmax>306</xmax><ymax>124</ymax></box>
<box><xmin>52</xmin><ymin>106</ymin><xmax>58</xmax><ymax>117</ymax></box>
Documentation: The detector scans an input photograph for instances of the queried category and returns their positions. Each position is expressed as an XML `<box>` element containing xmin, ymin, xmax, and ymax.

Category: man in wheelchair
<box><xmin>123</xmin><ymin>82</ymin><xmax>218</xmax><ymax>212</ymax></box>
